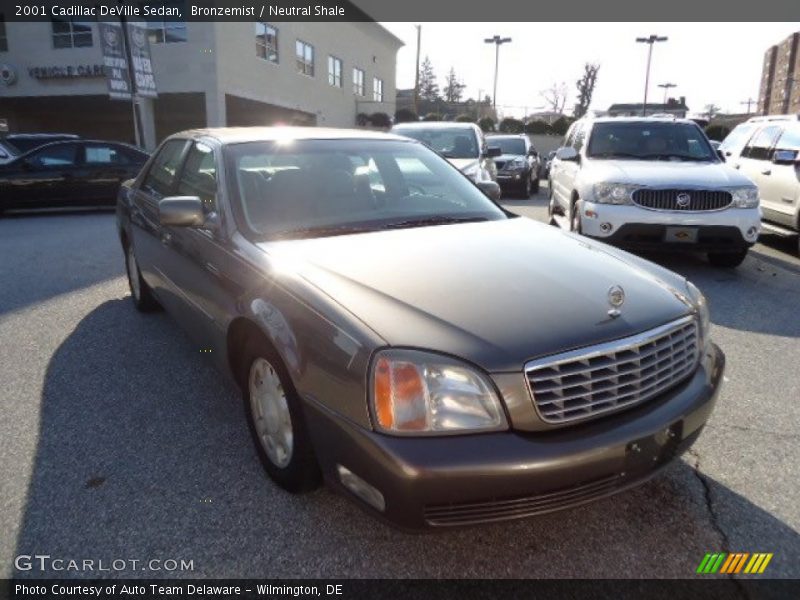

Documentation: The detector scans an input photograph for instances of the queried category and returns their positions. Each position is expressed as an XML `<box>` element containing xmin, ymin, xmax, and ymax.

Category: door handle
<box><xmin>761</xmin><ymin>169</ymin><xmax>772</xmax><ymax>175</ymax></box>
<box><xmin>161</xmin><ymin>232</ymin><xmax>172</xmax><ymax>245</ymax></box>
<box><xmin>733</xmin><ymin>164</ymin><xmax>740</xmax><ymax>170</ymax></box>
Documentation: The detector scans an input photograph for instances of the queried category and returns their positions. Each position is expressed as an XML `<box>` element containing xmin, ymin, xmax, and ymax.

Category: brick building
<box><xmin>758</xmin><ymin>32</ymin><xmax>800</xmax><ymax>115</ymax></box>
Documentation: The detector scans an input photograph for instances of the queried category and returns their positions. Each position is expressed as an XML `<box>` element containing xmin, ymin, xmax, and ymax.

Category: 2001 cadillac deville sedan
<box><xmin>116</xmin><ymin>127</ymin><xmax>724</xmax><ymax>529</ymax></box>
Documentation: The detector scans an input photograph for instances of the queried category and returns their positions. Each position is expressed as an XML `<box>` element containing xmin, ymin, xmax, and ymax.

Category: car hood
<box><xmin>583</xmin><ymin>159</ymin><xmax>754</xmax><ymax>188</ymax></box>
<box><xmin>495</xmin><ymin>153</ymin><xmax>525</xmax><ymax>163</ymax></box>
<box><xmin>257</xmin><ymin>218</ymin><xmax>694</xmax><ymax>372</ymax></box>
<box><xmin>447</xmin><ymin>157</ymin><xmax>480</xmax><ymax>173</ymax></box>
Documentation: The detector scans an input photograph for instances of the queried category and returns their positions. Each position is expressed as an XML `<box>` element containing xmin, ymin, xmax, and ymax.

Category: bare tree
<box><xmin>574</xmin><ymin>63</ymin><xmax>600</xmax><ymax>118</ymax></box>
<box><xmin>540</xmin><ymin>82</ymin><xmax>569</xmax><ymax>114</ymax></box>
<box><xmin>443</xmin><ymin>67</ymin><xmax>466</xmax><ymax>103</ymax></box>
<box><xmin>702</xmin><ymin>103</ymin><xmax>721</xmax><ymax>121</ymax></box>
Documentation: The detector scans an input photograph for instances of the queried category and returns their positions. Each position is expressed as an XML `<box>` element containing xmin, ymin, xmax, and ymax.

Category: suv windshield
<box><xmin>489</xmin><ymin>137</ymin><xmax>526</xmax><ymax>155</ymax></box>
<box><xmin>392</xmin><ymin>127</ymin><xmax>479</xmax><ymax>159</ymax></box>
<box><xmin>226</xmin><ymin>139</ymin><xmax>506</xmax><ymax>240</ymax></box>
<box><xmin>586</xmin><ymin>121</ymin><xmax>717</xmax><ymax>162</ymax></box>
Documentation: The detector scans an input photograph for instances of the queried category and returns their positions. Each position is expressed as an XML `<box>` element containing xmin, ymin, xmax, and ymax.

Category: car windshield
<box><xmin>226</xmin><ymin>138</ymin><xmax>507</xmax><ymax>240</ymax></box>
<box><xmin>392</xmin><ymin>127</ymin><xmax>479</xmax><ymax>159</ymax></box>
<box><xmin>490</xmin><ymin>137</ymin><xmax>526</xmax><ymax>155</ymax></box>
<box><xmin>586</xmin><ymin>122</ymin><xmax>717</xmax><ymax>161</ymax></box>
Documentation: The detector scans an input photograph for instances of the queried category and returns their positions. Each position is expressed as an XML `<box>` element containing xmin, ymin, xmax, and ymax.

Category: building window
<box><xmin>0</xmin><ymin>16</ymin><xmax>7</xmax><ymax>51</ymax></box>
<box><xmin>51</xmin><ymin>18</ymin><xmax>93</xmax><ymax>49</ymax></box>
<box><xmin>353</xmin><ymin>67</ymin><xmax>365</xmax><ymax>96</ymax></box>
<box><xmin>255</xmin><ymin>22</ymin><xmax>278</xmax><ymax>63</ymax></box>
<box><xmin>328</xmin><ymin>55</ymin><xmax>342</xmax><ymax>87</ymax></box>
<box><xmin>296</xmin><ymin>40</ymin><xmax>314</xmax><ymax>76</ymax></box>
<box><xmin>144</xmin><ymin>1</ymin><xmax>187</xmax><ymax>43</ymax></box>
<box><xmin>373</xmin><ymin>77</ymin><xmax>384</xmax><ymax>102</ymax></box>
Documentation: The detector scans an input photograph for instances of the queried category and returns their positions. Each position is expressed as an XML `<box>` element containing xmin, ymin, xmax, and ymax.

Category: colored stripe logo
<box><xmin>696</xmin><ymin>553</ymin><xmax>773</xmax><ymax>574</ymax></box>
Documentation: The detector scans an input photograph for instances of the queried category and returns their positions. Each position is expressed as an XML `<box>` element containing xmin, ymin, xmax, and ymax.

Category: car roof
<box><xmin>15</xmin><ymin>139</ymin><xmax>146</xmax><ymax>157</ymax></box>
<box><xmin>744</xmin><ymin>114</ymin><xmax>800</xmax><ymax>124</ymax></box>
<box><xmin>586</xmin><ymin>116</ymin><xmax>696</xmax><ymax>125</ymax></box>
<box><xmin>391</xmin><ymin>122</ymin><xmax>478</xmax><ymax>130</ymax></box>
<box><xmin>176</xmin><ymin>126</ymin><xmax>412</xmax><ymax>144</ymax></box>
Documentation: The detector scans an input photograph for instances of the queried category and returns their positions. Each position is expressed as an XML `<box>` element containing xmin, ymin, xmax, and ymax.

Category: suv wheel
<box><xmin>708</xmin><ymin>250</ymin><xmax>748</xmax><ymax>268</ymax></box>
<box><xmin>531</xmin><ymin>176</ymin><xmax>540</xmax><ymax>194</ymax></box>
<box><xmin>520</xmin><ymin>176</ymin><xmax>531</xmax><ymax>198</ymax></box>
<box><xmin>125</xmin><ymin>243</ymin><xmax>160</xmax><ymax>312</ymax></box>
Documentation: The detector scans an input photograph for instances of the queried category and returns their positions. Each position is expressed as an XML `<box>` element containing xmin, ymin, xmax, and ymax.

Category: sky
<box><xmin>381</xmin><ymin>22</ymin><xmax>800</xmax><ymax>118</ymax></box>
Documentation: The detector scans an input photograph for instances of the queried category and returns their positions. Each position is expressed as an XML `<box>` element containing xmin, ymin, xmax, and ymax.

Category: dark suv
<box><xmin>487</xmin><ymin>134</ymin><xmax>540</xmax><ymax>197</ymax></box>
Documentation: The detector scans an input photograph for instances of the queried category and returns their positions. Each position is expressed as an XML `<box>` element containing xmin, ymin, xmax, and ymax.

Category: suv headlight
<box><xmin>370</xmin><ymin>349</ymin><xmax>508</xmax><ymax>435</ymax></box>
<box><xmin>729</xmin><ymin>186</ymin><xmax>759</xmax><ymax>208</ymax></box>
<box><xmin>686</xmin><ymin>281</ymin><xmax>711</xmax><ymax>355</ymax></box>
<box><xmin>592</xmin><ymin>182</ymin><xmax>637</xmax><ymax>205</ymax></box>
<box><xmin>507</xmin><ymin>158</ymin><xmax>526</xmax><ymax>170</ymax></box>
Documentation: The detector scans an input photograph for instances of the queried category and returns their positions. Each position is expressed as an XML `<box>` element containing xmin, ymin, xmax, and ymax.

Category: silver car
<box><xmin>117</xmin><ymin>127</ymin><xmax>723</xmax><ymax>529</ymax></box>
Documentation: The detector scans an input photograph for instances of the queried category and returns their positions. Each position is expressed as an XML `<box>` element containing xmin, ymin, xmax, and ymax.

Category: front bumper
<box><xmin>303</xmin><ymin>343</ymin><xmax>725</xmax><ymax>529</ymax></box>
<box><xmin>579</xmin><ymin>201</ymin><xmax>761</xmax><ymax>251</ymax></box>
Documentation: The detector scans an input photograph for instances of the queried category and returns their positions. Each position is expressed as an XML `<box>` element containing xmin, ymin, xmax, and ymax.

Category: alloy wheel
<box><xmin>248</xmin><ymin>357</ymin><xmax>294</xmax><ymax>468</ymax></box>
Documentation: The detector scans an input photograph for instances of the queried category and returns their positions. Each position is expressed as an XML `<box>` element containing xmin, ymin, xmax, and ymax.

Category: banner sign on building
<box><xmin>98</xmin><ymin>21</ymin><xmax>132</xmax><ymax>100</ymax></box>
<box><xmin>127</xmin><ymin>21</ymin><xmax>158</xmax><ymax>98</ymax></box>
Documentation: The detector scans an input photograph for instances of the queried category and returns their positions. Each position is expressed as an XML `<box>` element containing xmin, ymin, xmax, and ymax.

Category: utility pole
<box><xmin>636</xmin><ymin>35</ymin><xmax>668</xmax><ymax>116</ymax></box>
<box><xmin>484</xmin><ymin>35</ymin><xmax>512</xmax><ymax>110</ymax></box>
<box><xmin>413</xmin><ymin>25</ymin><xmax>421</xmax><ymax>116</ymax></box>
<box><xmin>658</xmin><ymin>82</ymin><xmax>677</xmax><ymax>104</ymax></box>
<box><xmin>740</xmin><ymin>98</ymin><xmax>756</xmax><ymax>114</ymax></box>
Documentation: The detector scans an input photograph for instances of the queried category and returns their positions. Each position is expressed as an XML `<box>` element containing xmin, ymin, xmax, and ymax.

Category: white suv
<box><xmin>721</xmin><ymin>115</ymin><xmax>800</xmax><ymax>255</ymax></box>
<box><xmin>549</xmin><ymin>117</ymin><xmax>761</xmax><ymax>267</ymax></box>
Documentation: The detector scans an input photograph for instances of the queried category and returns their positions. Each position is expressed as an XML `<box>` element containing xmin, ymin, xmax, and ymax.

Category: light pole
<box><xmin>636</xmin><ymin>35</ymin><xmax>668</xmax><ymax>116</ymax></box>
<box><xmin>413</xmin><ymin>25</ymin><xmax>421</xmax><ymax>116</ymax></box>
<box><xmin>484</xmin><ymin>35</ymin><xmax>512</xmax><ymax>110</ymax></box>
<box><xmin>658</xmin><ymin>82</ymin><xmax>677</xmax><ymax>104</ymax></box>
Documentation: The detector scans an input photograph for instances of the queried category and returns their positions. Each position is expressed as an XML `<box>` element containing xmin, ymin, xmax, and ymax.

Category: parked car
<box><xmin>486</xmin><ymin>134</ymin><xmax>540</xmax><ymax>197</ymax></box>
<box><xmin>117</xmin><ymin>126</ymin><xmax>723</xmax><ymax>529</ymax></box>
<box><xmin>2</xmin><ymin>133</ymin><xmax>80</xmax><ymax>154</ymax></box>
<box><xmin>0</xmin><ymin>140</ymin><xmax>148</xmax><ymax>213</ymax></box>
<box><xmin>542</xmin><ymin>150</ymin><xmax>557</xmax><ymax>180</ymax></box>
<box><xmin>391</xmin><ymin>121</ymin><xmax>499</xmax><ymax>183</ymax></box>
<box><xmin>721</xmin><ymin>114</ymin><xmax>800</xmax><ymax>254</ymax></box>
<box><xmin>548</xmin><ymin>116</ymin><xmax>761</xmax><ymax>268</ymax></box>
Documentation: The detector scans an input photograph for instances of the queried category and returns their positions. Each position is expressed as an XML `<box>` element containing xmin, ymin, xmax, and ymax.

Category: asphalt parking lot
<box><xmin>1</xmin><ymin>186</ymin><xmax>799</xmax><ymax>580</ymax></box>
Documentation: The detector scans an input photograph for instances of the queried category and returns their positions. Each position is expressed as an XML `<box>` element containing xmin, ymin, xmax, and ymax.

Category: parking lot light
<box><xmin>636</xmin><ymin>35</ymin><xmax>668</xmax><ymax>116</ymax></box>
<box><xmin>484</xmin><ymin>35</ymin><xmax>512</xmax><ymax>110</ymax></box>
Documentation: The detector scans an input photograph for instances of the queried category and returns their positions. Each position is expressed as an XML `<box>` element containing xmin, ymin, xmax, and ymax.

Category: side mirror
<box><xmin>476</xmin><ymin>180</ymin><xmax>501</xmax><ymax>201</ymax></box>
<box><xmin>772</xmin><ymin>149</ymin><xmax>799</xmax><ymax>165</ymax></box>
<box><xmin>528</xmin><ymin>149</ymin><xmax>538</xmax><ymax>158</ymax></box>
<box><xmin>158</xmin><ymin>196</ymin><xmax>205</xmax><ymax>227</ymax></box>
<box><xmin>486</xmin><ymin>146</ymin><xmax>502</xmax><ymax>158</ymax></box>
<box><xmin>717</xmin><ymin>149</ymin><xmax>726</xmax><ymax>162</ymax></box>
<box><xmin>555</xmin><ymin>146</ymin><xmax>579</xmax><ymax>162</ymax></box>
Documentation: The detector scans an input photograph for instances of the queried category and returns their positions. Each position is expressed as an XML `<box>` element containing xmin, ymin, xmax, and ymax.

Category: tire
<box><xmin>570</xmin><ymin>199</ymin><xmax>582</xmax><ymax>234</ymax></box>
<box><xmin>519</xmin><ymin>176</ymin><xmax>531</xmax><ymax>198</ymax></box>
<box><xmin>531</xmin><ymin>177</ymin><xmax>540</xmax><ymax>194</ymax></box>
<box><xmin>547</xmin><ymin>195</ymin><xmax>558</xmax><ymax>226</ymax></box>
<box><xmin>708</xmin><ymin>250</ymin><xmax>748</xmax><ymax>268</ymax></box>
<box><xmin>241</xmin><ymin>337</ymin><xmax>321</xmax><ymax>493</ymax></box>
<box><xmin>124</xmin><ymin>242</ymin><xmax>160</xmax><ymax>312</ymax></box>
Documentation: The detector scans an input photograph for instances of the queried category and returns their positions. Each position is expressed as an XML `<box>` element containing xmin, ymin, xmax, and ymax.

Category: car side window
<box><xmin>563</xmin><ymin>124</ymin><xmax>576</xmax><ymax>149</ymax></box>
<box><xmin>775</xmin><ymin>124</ymin><xmax>800</xmax><ymax>151</ymax></box>
<box><xmin>143</xmin><ymin>139</ymin><xmax>188</xmax><ymax>197</ymax></box>
<box><xmin>742</xmin><ymin>125</ymin><xmax>782</xmax><ymax>161</ymax></box>
<box><xmin>719</xmin><ymin>122</ymin><xmax>757</xmax><ymax>155</ymax></box>
<box><xmin>27</xmin><ymin>143</ymin><xmax>79</xmax><ymax>168</ymax></box>
<box><xmin>84</xmin><ymin>144</ymin><xmax>130</xmax><ymax>165</ymax></box>
<box><xmin>572</xmin><ymin>124</ymin><xmax>586</xmax><ymax>152</ymax></box>
<box><xmin>176</xmin><ymin>142</ymin><xmax>217</xmax><ymax>213</ymax></box>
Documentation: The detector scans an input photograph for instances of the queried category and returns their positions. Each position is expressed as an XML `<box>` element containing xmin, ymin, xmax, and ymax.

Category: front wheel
<box><xmin>708</xmin><ymin>250</ymin><xmax>748</xmax><ymax>268</ymax></box>
<box><xmin>519</xmin><ymin>176</ymin><xmax>532</xmax><ymax>198</ymax></box>
<box><xmin>125</xmin><ymin>243</ymin><xmax>160</xmax><ymax>312</ymax></box>
<box><xmin>242</xmin><ymin>338</ymin><xmax>321</xmax><ymax>493</ymax></box>
<box><xmin>570</xmin><ymin>200</ymin><xmax>582</xmax><ymax>234</ymax></box>
<box><xmin>531</xmin><ymin>176</ymin><xmax>540</xmax><ymax>194</ymax></box>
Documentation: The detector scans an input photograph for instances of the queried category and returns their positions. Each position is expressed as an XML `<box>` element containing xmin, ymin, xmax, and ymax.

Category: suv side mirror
<box><xmin>159</xmin><ymin>196</ymin><xmax>205</xmax><ymax>227</ymax></box>
<box><xmin>717</xmin><ymin>149</ymin><xmax>726</xmax><ymax>162</ymax></box>
<box><xmin>486</xmin><ymin>146</ymin><xmax>502</xmax><ymax>158</ymax></box>
<box><xmin>528</xmin><ymin>149</ymin><xmax>538</xmax><ymax>158</ymax></box>
<box><xmin>772</xmin><ymin>149</ymin><xmax>799</xmax><ymax>165</ymax></box>
<box><xmin>476</xmin><ymin>180</ymin><xmax>501</xmax><ymax>201</ymax></box>
<box><xmin>555</xmin><ymin>146</ymin><xmax>579</xmax><ymax>162</ymax></box>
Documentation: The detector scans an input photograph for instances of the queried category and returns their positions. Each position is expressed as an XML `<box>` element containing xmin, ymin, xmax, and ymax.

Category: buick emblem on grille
<box><xmin>676</xmin><ymin>192</ymin><xmax>691</xmax><ymax>208</ymax></box>
<box><xmin>607</xmin><ymin>285</ymin><xmax>625</xmax><ymax>318</ymax></box>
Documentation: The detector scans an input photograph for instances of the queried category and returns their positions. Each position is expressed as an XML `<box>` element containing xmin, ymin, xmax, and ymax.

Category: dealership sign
<box><xmin>98</xmin><ymin>20</ymin><xmax>157</xmax><ymax>101</ymax></box>
<box><xmin>98</xmin><ymin>21</ymin><xmax>133</xmax><ymax>100</ymax></box>
<box><xmin>27</xmin><ymin>65</ymin><xmax>105</xmax><ymax>79</ymax></box>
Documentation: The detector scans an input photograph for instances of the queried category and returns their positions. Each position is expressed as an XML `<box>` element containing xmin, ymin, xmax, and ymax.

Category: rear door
<box><xmin>550</xmin><ymin>123</ymin><xmax>577</xmax><ymax>211</ymax></box>
<box><xmin>80</xmin><ymin>142</ymin><xmax>140</xmax><ymax>205</ymax></box>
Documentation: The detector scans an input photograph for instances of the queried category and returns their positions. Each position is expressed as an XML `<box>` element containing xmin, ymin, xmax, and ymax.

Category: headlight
<box><xmin>370</xmin><ymin>349</ymin><xmax>507</xmax><ymax>435</ymax></box>
<box><xmin>592</xmin><ymin>182</ymin><xmax>638</xmax><ymax>205</ymax></box>
<box><xmin>507</xmin><ymin>158</ymin><xmax>526</xmax><ymax>170</ymax></box>
<box><xmin>686</xmin><ymin>281</ymin><xmax>711</xmax><ymax>354</ymax></box>
<box><xmin>729</xmin><ymin>186</ymin><xmax>759</xmax><ymax>208</ymax></box>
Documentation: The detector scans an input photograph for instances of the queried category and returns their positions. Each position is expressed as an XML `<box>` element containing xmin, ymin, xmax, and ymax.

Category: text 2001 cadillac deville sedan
<box><xmin>116</xmin><ymin>127</ymin><xmax>724</xmax><ymax>529</ymax></box>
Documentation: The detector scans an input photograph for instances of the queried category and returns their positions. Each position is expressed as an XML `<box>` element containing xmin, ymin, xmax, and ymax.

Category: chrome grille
<box><xmin>632</xmin><ymin>189</ymin><xmax>732</xmax><ymax>211</ymax></box>
<box><xmin>525</xmin><ymin>317</ymin><xmax>699</xmax><ymax>424</ymax></box>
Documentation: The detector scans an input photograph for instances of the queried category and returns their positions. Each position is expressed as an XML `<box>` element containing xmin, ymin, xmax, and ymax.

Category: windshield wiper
<box><xmin>380</xmin><ymin>215</ymin><xmax>490</xmax><ymax>230</ymax></box>
<box><xmin>589</xmin><ymin>152</ymin><xmax>645</xmax><ymax>160</ymax></box>
<box><xmin>642</xmin><ymin>153</ymin><xmax>712</xmax><ymax>162</ymax></box>
<box><xmin>271</xmin><ymin>224</ymin><xmax>373</xmax><ymax>239</ymax></box>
